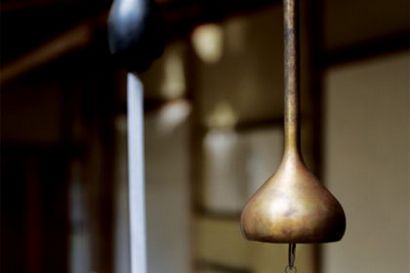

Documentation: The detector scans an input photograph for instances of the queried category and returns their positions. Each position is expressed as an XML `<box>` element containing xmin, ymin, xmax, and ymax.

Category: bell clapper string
<box><xmin>284</xmin><ymin>243</ymin><xmax>297</xmax><ymax>273</ymax></box>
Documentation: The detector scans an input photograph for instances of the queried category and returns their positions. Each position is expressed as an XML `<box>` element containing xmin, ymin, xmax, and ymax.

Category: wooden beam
<box><xmin>196</xmin><ymin>260</ymin><xmax>251</xmax><ymax>273</ymax></box>
<box><xmin>0</xmin><ymin>15</ymin><xmax>107</xmax><ymax>85</ymax></box>
<box><xmin>0</xmin><ymin>0</ymin><xmax>107</xmax><ymax>13</ymax></box>
<box><xmin>323</xmin><ymin>31</ymin><xmax>410</xmax><ymax>67</ymax></box>
<box><xmin>160</xmin><ymin>0</ymin><xmax>282</xmax><ymax>39</ymax></box>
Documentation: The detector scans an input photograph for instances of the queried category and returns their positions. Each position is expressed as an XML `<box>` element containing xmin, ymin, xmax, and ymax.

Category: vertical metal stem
<box><xmin>284</xmin><ymin>0</ymin><xmax>299</xmax><ymax>269</ymax></box>
<box><xmin>127</xmin><ymin>73</ymin><xmax>147</xmax><ymax>273</ymax></box>
<box><xmin>284</xmin><ymin>0</ymin><xmax>300</xmax><ymax>154</ymax></box>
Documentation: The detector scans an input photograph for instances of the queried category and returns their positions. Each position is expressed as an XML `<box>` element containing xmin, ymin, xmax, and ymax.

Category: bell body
<box><xmin>240</xmin><ymin>151</ymin><xmax>346</xmax><ymax>243</ymax></box>
<box><xmin>241</xmin><ymin>0</ymin><xmax>345</xmax><ymax>244</ymax></box>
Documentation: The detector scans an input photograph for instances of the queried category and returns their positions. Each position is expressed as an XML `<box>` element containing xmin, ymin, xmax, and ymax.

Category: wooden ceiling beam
<box><xmin>0</xmin><ymin>14</ymin><xmax>106</xmax><ymax>85</ymax></box>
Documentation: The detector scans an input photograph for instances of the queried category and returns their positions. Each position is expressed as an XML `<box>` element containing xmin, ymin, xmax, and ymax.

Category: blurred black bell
<box><xmin>108</xmin><ymin>0</ymin><xmax>165</xmax><ymax>72</ymax></box>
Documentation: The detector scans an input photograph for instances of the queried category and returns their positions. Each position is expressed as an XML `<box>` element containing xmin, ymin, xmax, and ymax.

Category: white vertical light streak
<box><xmin>127</xmin><ymin>73</ymin><xmax>147</xmax><ymax>273</ymax></box>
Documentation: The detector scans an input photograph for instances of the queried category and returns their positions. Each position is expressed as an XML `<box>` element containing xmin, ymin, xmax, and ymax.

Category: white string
<box><xmin>127</xmin><ymin>73</ymin><xmax>147</xmax><ymax>273</ymax></box>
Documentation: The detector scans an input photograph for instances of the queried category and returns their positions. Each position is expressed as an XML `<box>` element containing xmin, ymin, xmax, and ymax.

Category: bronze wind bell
<box><xmin>240</xmin><ymin>0</ymin><xmax>346</xmax><ymax>271</ymax></box>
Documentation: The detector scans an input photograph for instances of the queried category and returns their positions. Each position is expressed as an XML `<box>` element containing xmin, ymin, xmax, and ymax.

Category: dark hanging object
<box><xmin>107</xmin><ymin>0</ymin><xmax>165</xmax><ymax>72</ymax></box>
<box><xmin>240</xmin><ymin>0</ymin><xmax>346</xmax><ymax>257</ymax></box>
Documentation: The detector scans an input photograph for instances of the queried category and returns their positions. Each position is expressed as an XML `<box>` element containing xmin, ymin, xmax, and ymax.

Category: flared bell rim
<box><xmin>240</xmin><ymin>208</ymin><xmax>346</xmax><ymax>244</ymax></box>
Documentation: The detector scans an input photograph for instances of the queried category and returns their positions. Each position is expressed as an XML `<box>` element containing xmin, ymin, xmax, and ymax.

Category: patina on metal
<box><xmin>240</xmin><ymin>0</ymin><xmax>346</xmax><ymax>243</ymax></box>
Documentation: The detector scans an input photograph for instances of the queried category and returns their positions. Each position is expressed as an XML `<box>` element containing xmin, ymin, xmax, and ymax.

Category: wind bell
<box><xmin>240</xmin><ymin>0</ymin><xmax>346</xmax><ymax>272</ymax></box>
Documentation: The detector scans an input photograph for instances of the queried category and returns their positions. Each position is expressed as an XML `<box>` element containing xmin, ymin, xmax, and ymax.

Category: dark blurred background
<box><xmin>0</xmin><ymin>0</ymin><xmax>409</xmax><ymax>273</ymax></box>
